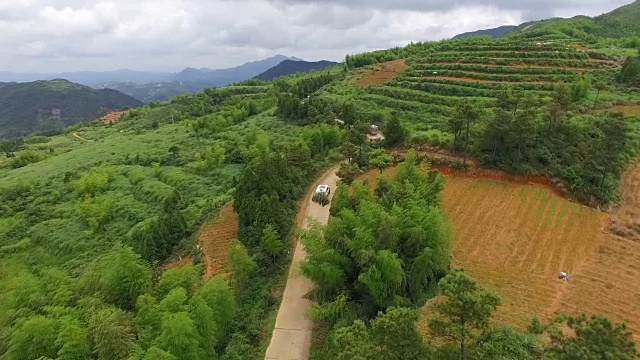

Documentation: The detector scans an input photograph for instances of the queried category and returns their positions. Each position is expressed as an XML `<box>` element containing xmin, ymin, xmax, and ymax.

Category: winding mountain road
<box><xmin>264</xmin><ymin>167</ymin><xmax>339</xmax><ymax>360</ymax></box>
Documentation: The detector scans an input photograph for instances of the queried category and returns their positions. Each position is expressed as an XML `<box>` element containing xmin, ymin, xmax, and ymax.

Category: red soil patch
<box><xmin>607</xmin><ymin>105</ymin><xmax>640</xmax><ymax>117</ymax></box>
<box><xmin>100</xmin><ymin>110</ymin><xmax>129</xmax><ymax>125</ymax></box>
<box><xmin>198</xmin><ymin>202</ymin><xmax>238</xmax><ymax>279</ymax></box>
<box><xmin>352</xmin><ymin>59</ymin><xmax>409</xmax><ymax>87</ymax></box>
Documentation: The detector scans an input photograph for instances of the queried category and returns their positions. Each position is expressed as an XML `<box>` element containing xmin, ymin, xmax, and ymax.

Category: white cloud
<box><xmin>0</xmin><ymin>0</ymin><xmax>632</xmax><ymax>73</ymax></box>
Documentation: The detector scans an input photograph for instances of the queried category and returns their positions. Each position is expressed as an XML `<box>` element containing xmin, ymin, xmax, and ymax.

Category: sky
<box><xmin>0</xmin><ymin>0</ymin><xmax>633</xmax><ymax>73</ymax></box>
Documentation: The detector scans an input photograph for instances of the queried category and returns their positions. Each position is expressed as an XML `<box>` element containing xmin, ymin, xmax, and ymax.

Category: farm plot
<box><xmin>352</xmin><ymin>59</ymin><xmax>408</xmax><ymax>87</ymax></box>
<box><xmin>198</xmin><ymin>202</ymin><xmax>238</xmax><ymax>278</ymax></box>
<box><xmin>427</xmin><ymin>175</ymin><xmax>640</xmax><ymax>343</ymax></box>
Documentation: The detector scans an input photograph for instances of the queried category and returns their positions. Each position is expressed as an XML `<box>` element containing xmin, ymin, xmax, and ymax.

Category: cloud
<box><xmin>0</xmin><ymin>0</ymin><xmax>632</xmax><ymax>73</ymax></box>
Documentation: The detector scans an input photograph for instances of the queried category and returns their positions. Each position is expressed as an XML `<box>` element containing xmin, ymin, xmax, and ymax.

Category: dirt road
<box><xmin>264</xmin><ymin>167</ymin><xmax>339</xmax><ymax>360</ymax></box>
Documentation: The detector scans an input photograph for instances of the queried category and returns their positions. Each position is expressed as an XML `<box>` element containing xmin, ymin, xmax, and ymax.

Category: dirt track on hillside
<box><xmin>264</xmin><ymin>167</ymin><xmax>339</xmax><ymax>360</ymax></box>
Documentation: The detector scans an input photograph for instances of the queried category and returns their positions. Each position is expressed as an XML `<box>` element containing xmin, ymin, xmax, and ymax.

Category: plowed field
<box><xmin>198</xmin><ymin>202</ymin><xmax>238</xmax><ymax>278</ymax></box>
<box><xmin>352</xmin><ymin>59</ymin><xmax>408</xmax><ymax>87</ymax></box>
<box><xmin>360</xmin><ymin>164</ymin><xmax>640</xmax><ymax>343</ymax></box>
<box><xmin>421</xmin><ymin>175</ymin><xmax>640</xmax><ymax>343</ymax></box>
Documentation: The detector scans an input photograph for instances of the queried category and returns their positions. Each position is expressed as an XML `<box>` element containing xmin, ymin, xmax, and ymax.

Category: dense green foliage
<box><xmin>0</xmin><ymin>68</ymin><xmax>349</xmax><ymax>359</ymax></box>
<box><xmin>0</xmin><ymin>79</ymin><xmax>142</xmax><ymax>138</ymax></box>
<box><xmin>303</xmin><ymin>151</ymin><xmax>451</xmax><ymax>315</ymax></box>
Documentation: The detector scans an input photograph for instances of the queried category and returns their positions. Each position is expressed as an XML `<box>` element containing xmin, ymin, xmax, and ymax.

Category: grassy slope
<box><xmin>0</xmin><ymin>84</ymin><xmax>306</xmax><ymax>329</ymax></box>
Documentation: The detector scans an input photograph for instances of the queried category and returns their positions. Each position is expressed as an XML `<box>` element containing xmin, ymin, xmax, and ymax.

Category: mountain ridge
<box><xmin>254</xmin><ymin>60</ymin><xmax>339</xmax><ymax>81</ymax></box>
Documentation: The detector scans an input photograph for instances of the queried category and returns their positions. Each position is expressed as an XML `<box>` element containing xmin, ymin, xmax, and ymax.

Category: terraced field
<box><xmin>348</xmin><ymin>40</ymin><xmax>622</xmax><ymax>129</ymax></box>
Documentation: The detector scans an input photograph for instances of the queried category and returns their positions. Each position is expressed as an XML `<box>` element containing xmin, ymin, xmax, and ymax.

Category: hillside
<box><xmin>0</xmin><ymin>79</ymin><xmax>142</xmax><ymax>138</ymax></box>
<box><xmin>452</xmin><ymin>25</ymin><xmax>517</xmax><ymax>39</ymax></box>
<box><xmin>2</xmin><ymin>1</ymin><xmax>640</xmax><ymax>359</ymax></box>
<box><xmin>254</xmin><ymin>60</ymin><xmax>338</xmax><ymax>80</ymax></box>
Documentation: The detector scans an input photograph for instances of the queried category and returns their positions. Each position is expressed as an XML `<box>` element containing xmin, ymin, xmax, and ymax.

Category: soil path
<box><xmin>264</xmin><ymin>167</ymin><xmax>339</xmax><ymax>360</ymax></box>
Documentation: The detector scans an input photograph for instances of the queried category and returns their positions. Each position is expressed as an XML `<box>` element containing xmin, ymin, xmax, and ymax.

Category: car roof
<box><xmin>317</xmin><ymin>184</ymin><xmax>329</xmax><ymax>190</ymax></box>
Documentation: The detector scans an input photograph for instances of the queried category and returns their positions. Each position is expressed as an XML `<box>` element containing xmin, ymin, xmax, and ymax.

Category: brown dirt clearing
<box><xmin>198</xmin><ymin>202</ymin><xmax>238</xmax><ymax>279</ymax></box>
<box><xmin>352</xmin><ymin>59</ymin><xmax>408</xmax><ymax>87</ymax></box>
<box><xmin>607</xmin><ymin>105</ymin><xmax>640</xmax><ymax>117</ymax></box>
<box><xmin>99</xmin><ymin>110</ymin><xmax>129</xmax><ymax>124</ymax></box>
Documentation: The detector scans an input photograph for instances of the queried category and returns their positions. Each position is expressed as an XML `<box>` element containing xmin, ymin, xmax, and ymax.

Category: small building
<box><xmin>370</xmin><ymin>124</ymin><xmax>379</xmax><ymax>135</ymax></box>
<box><xmin>51</xmin><ymin>108</ymin><xmax>62</xmax><ymax>117</ymax></box>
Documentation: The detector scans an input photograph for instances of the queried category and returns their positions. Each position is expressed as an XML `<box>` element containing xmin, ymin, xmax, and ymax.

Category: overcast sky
<box><xmin>0</xmin><ymin>0</ymin><xmax>632</xmax><ymax>73</ymax></box>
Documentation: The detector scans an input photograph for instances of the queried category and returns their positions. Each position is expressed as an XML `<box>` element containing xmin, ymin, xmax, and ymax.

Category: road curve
<box><xmin>264</xmin><ymin>167</ymin><xmax>339</xmax><ymax>360</ymax></box>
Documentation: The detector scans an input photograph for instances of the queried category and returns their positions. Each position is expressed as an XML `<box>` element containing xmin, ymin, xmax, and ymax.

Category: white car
<box><xmin>316</xmin><ymin>184</ymin><xmax>331</xmax><ymax>195</ymax></box>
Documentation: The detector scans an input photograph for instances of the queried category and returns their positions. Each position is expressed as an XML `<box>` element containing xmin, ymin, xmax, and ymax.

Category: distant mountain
<box><xmin>95</xmin><ymin>81</ymin><xmax>207</xmax><ymax>103</ymax></box>
<box><xmin>172</xmin><ymin>55</ymin><xmax>302</xmax><ymax>85</ymax></box>
<box><xmin>452</xmin><ymin>25</ymin><xmax>517</xmax><ymax>40</ymax></box>
<box><xmin>0</xmin><ymin>79</ymin><xmax>142</xmax><ymax>138</ymax></box>
<box><xmin>0</xmin><ymin>70</ymin><xmax>173</xmax><ymax>86</ymax></box>
<box><xmin>254</xmin><ymin>60</ymin><xmax>339</xmax><ymax>81</ymax></box>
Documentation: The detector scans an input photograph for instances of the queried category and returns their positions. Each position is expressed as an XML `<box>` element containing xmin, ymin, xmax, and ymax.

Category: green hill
<box><xmin>0</xmin><ymin>79</ymin><xmax>142</xmax><ymax>138</ymax></box>
<box><xmin>452</xmin><ymin>25</ymin><xmax>517</xmax><ymax>40</ymax></box>
<box><xmin>0</xmin><ymin>2</ymin><xmax>640</xmax><ymax>359</ymax></box>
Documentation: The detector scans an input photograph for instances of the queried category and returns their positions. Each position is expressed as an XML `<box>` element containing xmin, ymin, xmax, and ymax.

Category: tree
<box><xmin>369</xmin><ymin>149</ymin><xmax>393</xmax><ymax>174</ymax></box>
<box><xmin>143</xmin><ymin>347</ymin><xmax>177</xmax><ymax>360</ymax></box>
<box><xmin>456</xmin><ymin>101</ymin><xmax>483</xmax><ymax>166</ymax></box>
<box><xmin>593</xmin><ymin>80</ymin><xmax>609</xmax><ymax>105</ymax></box>
<box><xmin>428</xmin><ymin>269</ymin><xmax>501</xmax><ymax>360</ymax></box>
<box><xmin>336</xmin><ymin>162</ymin><xmax>360</xmax><ymax>185</ymax></box>
<box><xmin>88</xmin><ymin>307</ymin><xmax>136</xmax><ymax>360</ymax></box>
<box><xmin>594</xmin><ymin>113</ymin><xmax>629</xmax><ymax>188</ymax></box>
<box><xmin>229</xmin><ymin>240</ymin><xmax>257</xmax><ymax>286</ymax></box>
<box><xmin>155</xmin><ymin>312</ymin><xmax>201</xmax><ymax>360</ymax></box>
<box><xmin>189</xmin><ymin>296</ymin><xmax>220</xmax><ymax>359</ymax></box>
<box><xmin>571</xmin><ymin>76</ymin><xmax>591</xmax><ymax>102</ymax></box>
<box><xmin>383</xmin><ymin>117</ymin><xmax>407</xmax><ymax>148</ymax></box>
<box><xmin>371</xmin><ymin>307</ymin><xmax>430</xmax><ymax>360</ymax></box>
<box><xmin>80</xmin><ymin>243</ymin><xmax>152</xmax><ymax>310</ymax></box>
<box><xmin>545</xmin><ymin>314</ymin><xmax>639</xmax><ymax>360</ymax></box>
<box><xmin>328</xmin><ymin>320</ymin><xmax>376</xmax><ymax>360</ymax></box>
<box><xmin>55</xmin><ymin>316</ymin><xmax>91</xmax><ymax>360</ymax></box>
<box><xmin>157</xmin><ymin>265</ymin><xmax>199</xmax><ymax>297</ymax></box>
<box><xmin>260</xmin><ymin>224</ymin><xmax>284</xmax><ymax>261</ymax></box>
<box><xmin>6</xmin><ymin>316</ymin><xmax>58</xmax><ymax>360</ymax></box>
<box><xmin>191</xmin><ymin>275</ymin><xmax>236</xmax><ymax>346</ymax></box>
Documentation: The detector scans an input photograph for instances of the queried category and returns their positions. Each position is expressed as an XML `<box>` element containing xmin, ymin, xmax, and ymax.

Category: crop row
<box><xmin>436</xmin><ymin>51</ymin><xmax>590</xmax><ymax>60</ymax></box>
<box><xmin>410</xmin><ymin>56</ymin><xmax>610</xmax><ymax>68</ymax></box>
<box><xmin>434</xmin><ymin>44</ymin><xmax>574</xmax><ymax>52</ymax></box>
<box><xmin>392</xmin><ymin>78</ymin><xmax>556</xmax><ymax>96</ymax></box>
<box><xmin>220</xmin><ymin>86</ymin><xmax>272</xmax><ymax>96</ymax></box>
<box><xmin>361</xmin><ymin>93</ymin><xmax>449</xmax><ymax>115</ymax></box>
<box><xmin>409</xmin><ymin>63</ymin><xmax>579</xmax><ymax>75</ymax></box>
<box><xmin>403</xmin><ymin>70</ymin><xmax>577</xmax><ymax>83</ymax></box>
<box><xmin>408</xmin><ymin>77</ymin><xmax>558</xmax><ymax>91</ymax></box>
<box><xmin>367</xmin><ymin>86</ymin><xmax>497</xmax><ymax>108</ymax></box>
